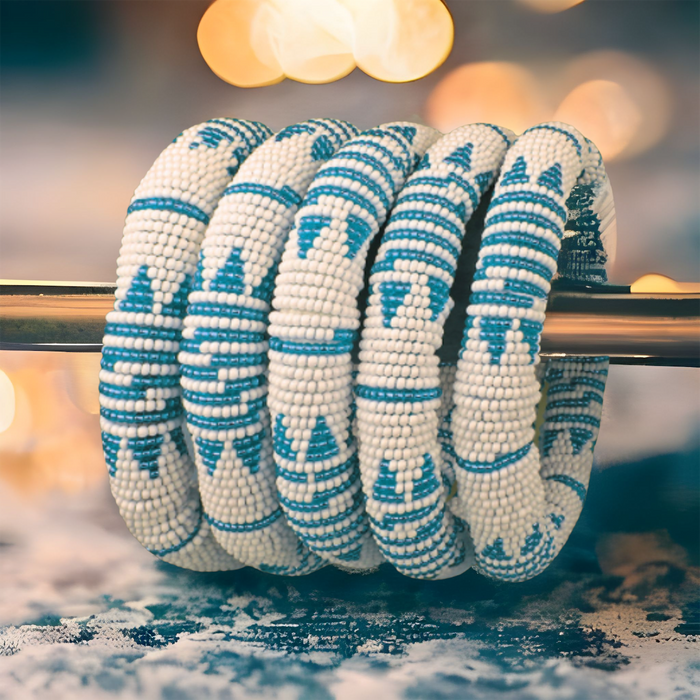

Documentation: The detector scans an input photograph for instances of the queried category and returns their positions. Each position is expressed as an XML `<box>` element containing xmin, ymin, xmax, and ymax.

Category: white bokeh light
<box><xmin>0</xmin><ymin>370</ymin><xmax>15</xmax><ymax>435</ymax></box>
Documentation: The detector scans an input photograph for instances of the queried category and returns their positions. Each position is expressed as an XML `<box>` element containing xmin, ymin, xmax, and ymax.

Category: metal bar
<box><xmin>1</xmin><ymin>281</ymin><xmax>698</xmax><ymax>366</ymax></box>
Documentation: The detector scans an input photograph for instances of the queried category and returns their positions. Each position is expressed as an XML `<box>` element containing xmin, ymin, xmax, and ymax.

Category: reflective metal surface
<box><xmin>1</xmin><ymin>281</ymin><xmax>697</xmax><ymax>365</ymax></box>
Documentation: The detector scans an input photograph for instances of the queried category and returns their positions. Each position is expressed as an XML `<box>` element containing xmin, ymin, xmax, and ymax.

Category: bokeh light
<box><xmin>63</xmin><ymin>354</ymin><xmax>101</xmax><ymax>416</ymax></box>
<box><xmin>557</xmin><ymin>51</ymin><xmax>671</xmax><ymax>159</ymax></box>
<box><xmin>554</xmin><ymin>79</ymin><xmax>642</xmax><ymax>161</ymax></box>
<box><xmin>198</xmin><ymin>0</ymin><xmax>285</xmax><ymax>88</ymax></box>
<box><xmin>516</xmin><ymin>0</ymin><xmax>586</xmax><ymax>13</ymax></box>
<box><xmin>630</xmin><ymin>273</ymin><xmax>700</xmax><ymax>295</ymax></box>
<box><xmin>198</xmin><ymin>0</ymin><xmax>454</xmax><ymax>87</ymax></box>
<box><xmin>0</xmin><ymin>354</ymin><xmax>105</xmax><ymax>495</ymax></box>
<box><xmin>427</xmin><ymin>51</ymin><xmax>671</xmax><ymax>165</ymax></box>
<box><xmin>0</xmin><ymin>369</ymin><xmax>15</xmax><ymax>434</ymax></box>
<box><xmin>425</xmin><ymin>62</ymin><xmax>549</xmax><ymax>136</ymax></box>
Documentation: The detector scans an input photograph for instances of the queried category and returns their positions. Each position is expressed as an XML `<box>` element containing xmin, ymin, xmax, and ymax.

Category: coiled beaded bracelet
<box><xmin>100</xmin><ymin>118</ymin><xmax>614</xmax><ymax>580</ymax></box>
<box><xmin>268</xmin><ymin>122</ymin><xmax>441</xmax><ymax>570</ymax></box>
<box><xmin>356</xmin><ymin>123</ymin><xmax>515</xmax><ymax>580</ymax></box>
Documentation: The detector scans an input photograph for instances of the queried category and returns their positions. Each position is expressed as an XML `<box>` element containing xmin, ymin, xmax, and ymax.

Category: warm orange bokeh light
<box><xmin>426</xmin><ymin>52</ymin><xmax>669</xmax><ymax>164</ymax></box>
<box><xmin>198</xmin><ymin>0</ymin><xmax>454</xmax><ymax>87</ymax></box>
<box><xmin>425</xmin><ymin>62</ymin><xmax>549</xmax><ymax>136</ymax></box>
<box><xmin>351</xmin><ymin>0</ymin><xmax>453</xmax><ymax>83</ymax></box>
<box><xmin>0</xmin><ymin>369</ymin><xmax>15</xmax><ymax>434</ymax></box>
<box><xmin>559</xmin><ymin>51</ymin><xmax>671</xmax><ymax>159</ymax></box>
<box><xmin>198</xmin><ymin>0</ymin><xmax>284</xmax><ymax>88</ymax></box>
<box><xmin>516</xmin><ymin>0</ymin><xmax>586</xmax><ymax>13</ymax></box>
<box><xmin>0</xmin><ymin>354</ymin><xmax>105</xmax><ymax>495</ymax></box>
<box><xmin>554</xmin><ymin>79</ymin><xmax>641</xmax><ymax>161</ymax></box>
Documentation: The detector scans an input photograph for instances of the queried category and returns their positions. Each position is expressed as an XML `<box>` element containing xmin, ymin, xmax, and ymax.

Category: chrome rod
<box><xmin>0</xmin><ymin>281</ymin><xmax>698</xmax><ymax>366</ymax></box>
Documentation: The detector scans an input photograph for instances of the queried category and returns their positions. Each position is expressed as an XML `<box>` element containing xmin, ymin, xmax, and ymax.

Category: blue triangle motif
<box><xmin>210</xmin><ymin>247</ymin><xmax>246</xmax><ymax>294</ymax></box>
<box><xmin>297</xmin><ymin>215</ymin><xmax>331</xmax><ymax>259</ymax></box>
<box><xmin>120</xmin><ymin>265</ymin><xmax>154</xmax><ymax>314</ymax></box>
<box><xmin>373</xmin><ymin>459</ymin><xmax>403</xmax><ymax>504</ymax></box>
<box><xmin>161</xmin><ymin>276</ymin><xmax>190</xmax><ymax>317</ymax></box>
<box><xmin>473</xmin><ymin>316</ymin><xmax>514</xmax><ymax>365</ymax></box>
<box><xmin>426</xmin><ymin>275</ymin><xmax>451</xmax><ymax>321</ymax></box>
<box><xmin>411</xmin><ymin>454</ymin><xmax>441</xmax><ymax>500</ymax></box>
<box><xmin>482</xmin><ymin>537</ymin><xmax>511</xmax><ymax>561</ymax></box>
<box><xmin>170</xmin><ymin>427</ymin><xmax>189</xmax><ymax>460</ymax></box>
<box><xmin>537</xmin><ymin>163</ymin><xmax>564</xmax><ymax>196</ymax></box>
<box><xmin>231</xmin><ymin>430</ymin><xmax>263</xmax><ymax>474</ymax></box>
<box><xmin>102</xmin><ymin>432</ymin><xmax>121</xmax><ymax>477</ymax></box>
<box><xmin>344</xmin><ymin>213</ymin><xmax>373</xmax><ymax>260</ymax></box>
<box><xmin>273</xmin><ymin>414</ymin><xmax>297</xmax><ymax>462</ymax></box>
<box><xmin>542</xmin><ymin>429</ymin><xmax>563</xmax><ymax>458</ymax></box>
<box><xmin>251</xmin><ymin>261</ymin><xmax>277</xmax><ymax>301</ymax></box>
<box><xmin>501</xmin><ymin>156</ymin><xmax>529</xmax><ymax>186</ymax></box>
<box><xmin>195</xmin><ymin>437</ymin><xmax>224</xmax><ymax>476</ymax></box>
<box><xmin>311</xmin><ymin>134</ymin><xmax>335</xmax><ymax>161</ymax></box>
<box><xmin>445</xmin><ymin>143</ymin><xmax>473</xmax><ymax>171</ymax></box>
<box><xmin>379</xmin><ymin>280</ymin><xmax>412</xmax><ymax>328</ymax></box>
<box><xmin>569</xmin><ymin>427</ymin><xmax>594</xmax><ymax>455</ymax></box>
<box><xmin>306</xmin><ymin>416</ymin><xmax>340</xmax><ymax>462</ymax></box>
<box><xmin>134</xmin><ymin>434</ymin><xmax>165</xmax><ymax>479</ymax></box>
<box><xmin>520</xmin><ymin>523</ymin><xmax>543</xmax><ymax>556</ymax></box>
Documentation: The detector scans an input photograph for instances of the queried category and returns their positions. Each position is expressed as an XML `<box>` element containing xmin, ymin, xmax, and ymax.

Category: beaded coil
<box><xmin>101</xmin><ymin>118</ymin><xmax>615</xmax><ymax>581</ymax></box>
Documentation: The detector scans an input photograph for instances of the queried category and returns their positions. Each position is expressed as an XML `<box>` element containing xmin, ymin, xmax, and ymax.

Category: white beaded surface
<box><xmin>449</xmin><ymin>122</ymin><xmax>613</xmax><ymax>581</ymax></box>
<box><xmin>267</xmin><ymin>123</ymin><xmax>440</xmax><ymax>569</ymax></box>
<box><xmin>355</xmin><ymin>124</ymin><xmax>514</xmax><ymax>579</ymax></box>
<box><xmin>102</xmin><ymin>118</ymin><xmax>614</xmax><ymax>580</ymax></box>
<box><xmin>179</xmin><ymin>119</ymin><xmax>358</xmax><ymax>574</ymax></box>
<box><xmin>100</xmin><ymin>119</ymin><xmax>271</xmax><ymax>571</ymax></box>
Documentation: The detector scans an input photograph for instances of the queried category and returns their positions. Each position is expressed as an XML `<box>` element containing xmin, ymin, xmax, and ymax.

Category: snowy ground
<box><xmin>1</xmin><ymin>444</ymin><xmax>698</xmax><ymax>700</ymax></box>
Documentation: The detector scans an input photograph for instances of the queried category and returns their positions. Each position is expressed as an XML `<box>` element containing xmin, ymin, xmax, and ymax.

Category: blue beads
<box><xmin>451</xmin><ymin>122</ymin><xmax>614</xmax><ymax>583</ymax></box>
<box><xmin>179</xmin><ymin>118</ymin><xmax>358</xmax><ymax>574</ymax></box>
<box><xmin>103</xmin><ymin>118</ymin><xmax>614</xmax><ymax>582</ymax></box>
<box><xmin>356</xmin><ymin>124</ymin><xmax>515</xmax><ymax>580</ymax></box>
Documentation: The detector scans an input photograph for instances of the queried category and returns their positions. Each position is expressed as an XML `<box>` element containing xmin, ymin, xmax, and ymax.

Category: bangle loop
<box><xmin>355</xmin><ymin>123</ymin><xmax>514</xmax><ymax>579</ymax></box>
<box><xmin>450</xmin><ymin>123</ymin><xmax>613</xmax><ymax>581</ymax></box>
<box><xmin>179</xmin><ymin>119</ymin><xmax>358</xmax><ymax>574</ymax></box>
<box><xmin>268</xmin><ymin>123</ymin><xmax>440</xmax><ymax>569</ymax></box>
<box><xmin>100</xmin><ymin>119</ymin><xmax>271</xmax><ymax>571</ymax></box>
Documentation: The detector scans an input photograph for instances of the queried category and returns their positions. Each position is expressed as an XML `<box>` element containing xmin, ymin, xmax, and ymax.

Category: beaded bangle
<box><xmin>267</xmin><ymin>123</ymin><xmax>441</xmax><ymax>569</ymax></box>
<box><xmin>449</xmin><ymin>122</ymin><xmax>614</xmax><ymax>581</ymax></box>
<box><xmin>179</xmin><ymin>118</ymin><xmax>358</xmax><ymax>575</ymax></box>
<box><xmin>100</xmin><ymin>119</ymin><xmax>271</xmax><ymax>571</ymax></box>
<box><xmin>355</xmin><ymin>124</ymin><xmax>515</xmax><ymax>579</ymax></box>
<box><xmin>102</xmin><ymin>118</ymin><xmax>614</xmax><ymax>580</ymax></box>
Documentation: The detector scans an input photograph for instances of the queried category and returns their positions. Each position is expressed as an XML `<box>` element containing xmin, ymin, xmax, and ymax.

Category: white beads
<box><xmin>101</xmin><ymin>119</ymin><xmax>272</xmax><ymax>571</ymax></box>
<box><xmin>102</xmin><ymin>118</ymin><xmax>614</xmax><ymax>581</ymax></box>
<box><xmin>450</xmin><ymin>122</ymin><xmax>614</xmax><ymax>581</ymax></box>
<box><xmin>179</xmin><ymin>119</ymin><xmax>358</xmax><ymax>574</ymax></box>
<box><xmin>267</xmin><ymin>123</ymin><xmax>440</xmax><ymax>569</ymax></box>
<box><xmin>355</xmin><ymin>124</ymin><xmax>515</xmax><ymax>579</ymax></box>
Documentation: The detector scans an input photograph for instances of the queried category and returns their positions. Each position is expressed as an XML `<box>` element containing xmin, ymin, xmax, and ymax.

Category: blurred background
<box><xmin>0</xmin><ymin>2</ymin><xmax>698</xmax><ymax>697</ymax></box>
<box><xmin>0</xmin><ymin>0</ymin><xmax>698</xmax><ymax>498</ymax></box>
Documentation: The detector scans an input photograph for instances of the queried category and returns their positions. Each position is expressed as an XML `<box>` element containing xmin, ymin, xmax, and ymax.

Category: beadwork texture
<box><xmin>101</xmin><ymin>119</ymin><xmax>271</xmax><ymax>571</ymax></box>
<box><xmin>356</xmin><ymin>124</ymin><xmax>514</xmax><ymax>579</ymax></box>
<box><xmin>267</xmin><ymin>123</ymin><xmax>440</xmax><ymax>569</ymax></box>
<box><xmin>102</xmin><ymin>118</ymin><xmax>614</xmax><ymax>580</ymax></box>
<box><xmin>179</xmin><ymin>119</ymin><xmax>358</xmax><ymax>574</ymax></box>
<box><xmin>449</xmin><ymin>122</ymin><xmax>613</xmax><ymax>581</ymax></box>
